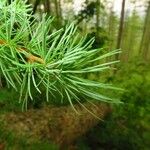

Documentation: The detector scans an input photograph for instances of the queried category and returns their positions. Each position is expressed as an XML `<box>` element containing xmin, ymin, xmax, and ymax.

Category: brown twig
<box><xmin>0</xmin><ymin>39</ymin><xmax>45</xmax><ymax>64</ymax></box>
<box><xmin>0</xmin><ymin>40</ymin><xmax>6</xmax><ymax>45</ymax></box>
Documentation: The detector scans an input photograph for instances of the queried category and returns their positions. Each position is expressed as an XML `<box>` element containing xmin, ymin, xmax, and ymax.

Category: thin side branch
<box><xmin>0</xmin><ymin>39</ymin><xmax>45</xmax><ymax>64</ymax></box>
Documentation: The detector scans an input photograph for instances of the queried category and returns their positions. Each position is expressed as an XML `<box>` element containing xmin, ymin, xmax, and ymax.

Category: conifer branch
<box><xmin>0</xmin><ymin>39</ymin><xmax>45</xmax><ymax>64</ymax></box>
<box><xmin>0</xmin><ymin>0</ymin><xmax>122</xmax><ymax>111</ymax></box>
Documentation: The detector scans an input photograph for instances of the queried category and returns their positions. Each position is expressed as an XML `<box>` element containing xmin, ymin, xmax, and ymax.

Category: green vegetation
<box><xmin>76</xmin><ymin>60</ymin><xmax>150</xmax><ymax>150</ymax></box>
<box><xmin>0</xmin><ymin>0</ymin><xmax>150</xmax><ymax>149</ymax></box>
<box><xmin>0</xmin><ymin>122</ymin><xmax>58</xmax><ymax>150</ymax></box>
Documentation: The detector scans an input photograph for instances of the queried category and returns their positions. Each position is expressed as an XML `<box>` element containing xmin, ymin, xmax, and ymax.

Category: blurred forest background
<box><xmin>0</xmin><ymin>0</ymin><xmax>150</xmax><ymax>149</ymax></box>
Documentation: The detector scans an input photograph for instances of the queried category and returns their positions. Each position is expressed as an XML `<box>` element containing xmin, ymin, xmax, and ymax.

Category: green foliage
<box><xmin>0</xmin><ymin>0</ymin><xmax>121</xmax><ymax>110</ymax></box>
<box><xmin>0</xmin><ymin>122</ymin><xmax>58</xmax><ymax>150</ymax></box>
<box><xmin>86</xmin><ymin>27</ymin><xmax>109</xmax><ymax>48</ymax></box>
<box><xmin>0</xmin><ymin>88</ymin><xmax>22</xmax><ymax>113</ymax></box>
<box><xmin>76</xmin><ymin>61</ymin><xmax>150</xmax><ymax>150</ymax></box>
<box><xmin>75</xmin><ymin>0</ymin><xmax>105</xmax><ymax>24</ymax></box>
<box><xmin>75</xmin><ymin>1</ymin><xmax>97</xmax><ymax>23</ymax></box>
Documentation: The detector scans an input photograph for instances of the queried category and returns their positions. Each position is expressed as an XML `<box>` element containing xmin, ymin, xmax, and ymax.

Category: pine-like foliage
<box><xmin>0</xmin><ymin>0</ymin><xmax>122</xmax><ymax>110</ymax></box>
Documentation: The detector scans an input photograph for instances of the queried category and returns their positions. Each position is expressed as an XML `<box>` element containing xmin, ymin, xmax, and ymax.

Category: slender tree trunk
<box><xmin>139</xmin><ymin>1</ymin><xmax>150</xmax><ymax>60</ymax></box>
<box><xmin>54</xmin><ymin>0</ymin><xmax>59</xmax><ymax>17</ymax></box>
<box><xmin>58</xmin><ymin>0</ymin><xmax>63</xmax><ymax>24</ymax></box>
<box><xmin>116</xmin><ymin>0</ymin><xmax>126</xmax><ymax>60</ymax></box>
<box><xmin>96</xmin><ymin>0</ymin><xmax>100</xmax><ymax>36</ymax></box>
<box><xmin>44</xmin><ymin>0</ymin><xmax>51</xmax><ymax>15</ymax></box>
<box><xmin>54</xmin><ymin>0</ymin><xmax>62</xmax><ymax>27</ymax></box>
<box><xmin>108</xmin><ymin>1</ymin><xmax>115</xmax><ymax>50</ymax></box>
<box><xmin>126</xmin><ymin>10</ymin><xmax>137</xmax><ymax>61</ymax></box>
<box><xmin>33</xmin><ymin>0</ymin><xmax>41</xmax><ymax>14</ymax></box>
<box><xmin>121</xmin><ymin>10</ymin><xmax>132</xmax><ymax>62</ymax></box>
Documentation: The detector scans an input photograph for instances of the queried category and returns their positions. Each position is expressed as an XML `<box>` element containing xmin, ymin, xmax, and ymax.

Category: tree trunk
<box><xmin>44</xmin><ymin>0</ymin><xmax>51</xmax><ymax>15</ymax></box>
<box><xmin>58</xmin><ymin>0</ymin><xmax>63</xmax><ymax>24</ymax></box>
<box><xmin>96</xmin><ymin>0</ymin><xmax>101</xmax><ymax>38</ymax></box>
<box><xmin>108</xmin><ymin>1</ymin><xmax>115</xmax><ymax>51</ymax></box>
<box><xmin>139</xmin><ymin>1</ymin><xmax>150</xmax><ymax>60</ymax></box>
<box><xmin>33</xmin><ymin>0</ymin><xmax>41</xmax><ymax>14</ymax></box>
<box><xmin>116</xmin><ymin>0</ymin><xmax>126</xmax><ymax>60</ymax></box>
<box><xmin>0</xmin><ymin>102</ymin><xmax>111</xmax><ymax>148</ymax></box>
<box><xmin>54</xmin><ymin>0</ymin><xmax>62</xmax><ymax>27</ymax></box>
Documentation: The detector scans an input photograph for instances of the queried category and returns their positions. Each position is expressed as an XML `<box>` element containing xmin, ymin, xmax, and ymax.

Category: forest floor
<box><xmin>0</xmin><ymin>60</ymin><xmax>149</xmax><ymax>150</ymax></box>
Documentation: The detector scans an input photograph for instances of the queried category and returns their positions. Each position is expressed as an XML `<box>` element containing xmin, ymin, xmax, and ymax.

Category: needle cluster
<box><xmin>0</xmin><ymin>0</ymin><xmax>122</xmax><ymax>110</ymax></box>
